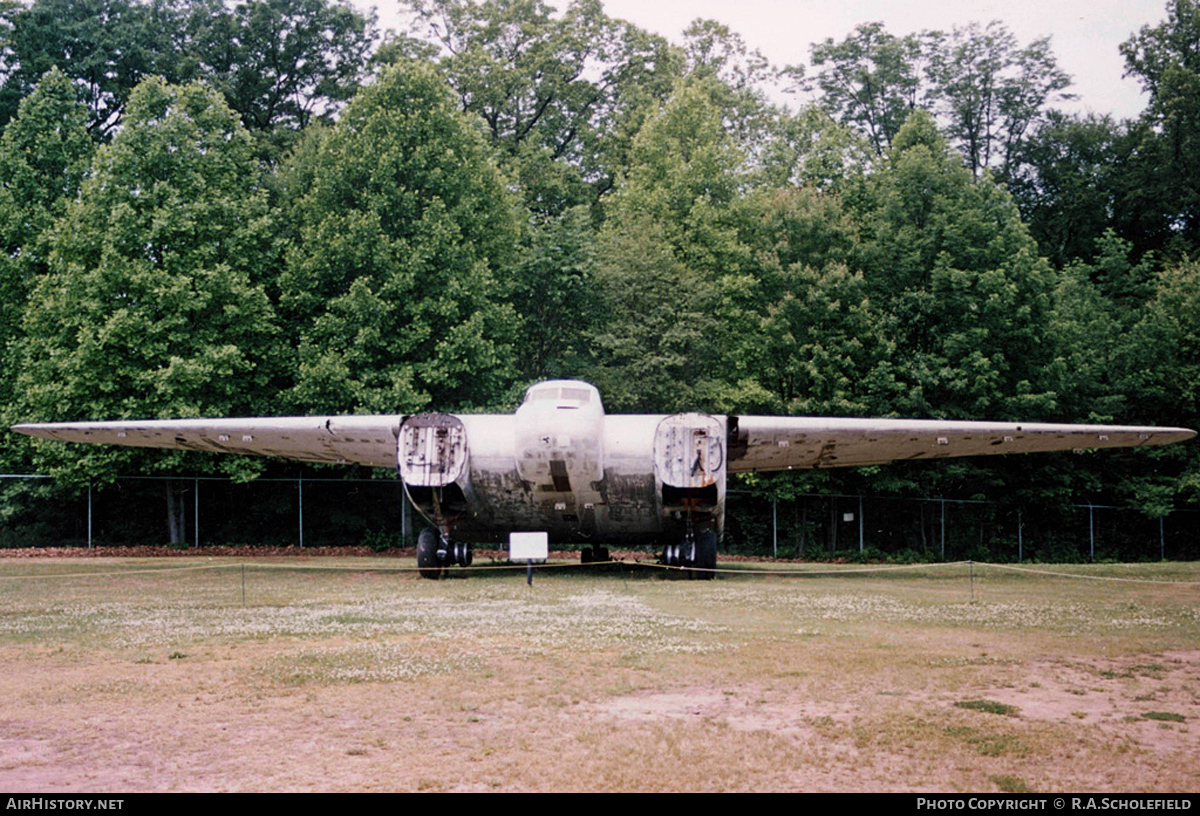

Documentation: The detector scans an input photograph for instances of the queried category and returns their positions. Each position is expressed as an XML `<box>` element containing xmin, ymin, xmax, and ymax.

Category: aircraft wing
<box><xmin>726</xmin><ymin>416</ymin><xmax>1196</xmax><ymax>473</ymax></box>
<box><xmin>11</xmin><ymin>416</ymin><xmax>403</xmax><ymax>469</ymax></box>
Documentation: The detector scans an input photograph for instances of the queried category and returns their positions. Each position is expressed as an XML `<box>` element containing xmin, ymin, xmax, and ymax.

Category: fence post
<box><xmin>858</xmin><ymin>496</ymin><xmax>864</xmax><ymax>554</ymax></box>
<box><xmin>194</xmin><ymin>477</ymin><xmax>199</xmax><ymax>548</ymax></box>
<box><xmin>940</xmin><ymin>499</ymin><xmax>946</xmax><ymax>560</ymax></box>
<box><xmin>1089</xmin><ymin>504</ymin><xmax>1095</xmax><ymax>561</ymax></box>
<box><xmin>1017</xmin><ymin>509</ymin><xmax>1023</xmax><ymax>563</ymax></box>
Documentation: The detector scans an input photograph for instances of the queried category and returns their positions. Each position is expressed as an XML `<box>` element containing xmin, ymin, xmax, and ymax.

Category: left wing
<box><xmin>727</xmin><ymin>416</ymin><xmax>1195</xmax><ymax>472</ymax></box>
<box><xmin>11</xmin><ymin>416</ymin><xmax>403</xmax><ymax>469</ymax></box>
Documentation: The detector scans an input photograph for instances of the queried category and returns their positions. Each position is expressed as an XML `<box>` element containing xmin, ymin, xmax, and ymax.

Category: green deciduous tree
<box><xmin>806</xmin><ymin>22</ymin><xmax>928</xmax><ymax>157</ymax></box>
<box><xmin>1006</xmin><ymin>111</ymin><xmax>1124</xmax><ymax>267</ymax></box>
<box><xmin>0</xmin><ymin>67</ymin><xmax>93</xmax><ymax>467</ymax></box>
<box><xmin>927</xmin><ymin>21</ymin><xmax>1074</xmax><ymax>180</ymax></box>
<box><xmin>1120</xmin><ymin>1</ymin><xmax>1200</xmax><ymax>257</ymax></box>
<box><xmin>0</xmin><ymin>0</ymin><xmax>188</xmax><ymax>135</ymax></box>
<box><xmin>279</xmin><ymin>61</ymin><xmax>519</xmax><ymax>415</ymax></box>
<box><xmin>588</xmin><ymin>79</ymin><xmax>753</xmax><ymax>413</ymax></box>
<box><xmin>752</xmin><ymin>263</ymin><xmax>897</xmax><ymax>417</ymax></box>
<box><xmin>0</xmin><ymin>0</ymin><xmax>377</xmax><ymax>151</ymax></box>
<box><xmin>859</xmin><ymin>112</ymin><xmax>1058</xmax><ymax>421</ymax></box>
<box><xmin>509</xmin><ymin>205</ymin><xmax>600</xmax><ymax>382</ymax></box>
<box><xmin>1117</xmin><ymin>260</ymin><xmax>1200</xmax><ymax>511</ymax></box>
<box><xmin>188</xmin><ymin>0</ymin><xmax>377</xmax><ymax>158</ymax></box>
<box><xmin>15</xmin><ymin>77</ymin><xmax>281</xmax><ymax>518</ymax></box>
<box><xmin>757</xmin><ymin>105</ymin><xmax>875</xmax><ymax>192</ymax></box>
<box><xmin>401</xmin><ymin>0</ymin><xmax>678</xmax><ymax>216</ymax></box>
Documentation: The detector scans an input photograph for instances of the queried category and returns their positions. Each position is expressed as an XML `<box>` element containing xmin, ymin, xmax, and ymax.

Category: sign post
<box><xmin>509</xmin><ymin>532</ymin><xmax>549</xmax><ymax>586</ymax></box>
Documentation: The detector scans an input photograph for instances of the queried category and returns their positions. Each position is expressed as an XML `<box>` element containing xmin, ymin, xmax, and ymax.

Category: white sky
<box><xmin>365</xmin><ymin>0</ymin><xmax>1173</xmax><ymax>121</ymax></box>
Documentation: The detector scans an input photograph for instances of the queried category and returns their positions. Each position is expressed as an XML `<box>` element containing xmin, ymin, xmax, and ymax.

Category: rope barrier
<box><xmin>0</xmin><ymin>555</ymin><xmax>1197</xmax><ymax>584</ymax></box>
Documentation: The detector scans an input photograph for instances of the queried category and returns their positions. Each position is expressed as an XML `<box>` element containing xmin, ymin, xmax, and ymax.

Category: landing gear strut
<box><xmin>581</xmin><ymin>546</ymin><xmax>610</xmax><ymax>564</ymax></box>
<box><xmin>416</xmin><ymin>527</ymin><xmax>472</xmax><ymax>580</ymax></box>
<box><xmin>662</xmin><ymin>529</ymin><xmax>717</xmax><ymax>579</ymax></box>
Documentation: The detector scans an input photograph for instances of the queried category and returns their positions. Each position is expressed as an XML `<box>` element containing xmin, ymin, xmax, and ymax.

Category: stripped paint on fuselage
<box><xmin>399</xmin><ymin>380</ymin><xmax>724</xmax><ymax>545</ymax></box>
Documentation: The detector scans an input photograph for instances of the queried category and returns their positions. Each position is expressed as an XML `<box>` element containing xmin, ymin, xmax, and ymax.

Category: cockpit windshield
<box><xmin>524</xmin><ymin>385</ymin><xmax>594</xmax><ymax>405</ymax></box>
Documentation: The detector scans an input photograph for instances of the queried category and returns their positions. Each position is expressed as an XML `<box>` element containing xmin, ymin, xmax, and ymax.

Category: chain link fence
<box><xmin>0</xmin><ymin>474</ymin><xmax>1194</xmax><ymax>561</ymax></box>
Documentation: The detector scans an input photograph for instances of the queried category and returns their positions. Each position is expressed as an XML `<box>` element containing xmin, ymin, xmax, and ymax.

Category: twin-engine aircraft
<box><xmin>12</xmin><ymin>379</ymin><xmax>1195</xmax><ymax>578</ymax></box>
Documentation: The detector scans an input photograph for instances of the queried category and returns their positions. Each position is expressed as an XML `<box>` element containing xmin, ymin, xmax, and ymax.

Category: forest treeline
<box><xmin>0</xmin><ymin>0</ymin><xmax>1197</xmax><ymax>550</ymax></box>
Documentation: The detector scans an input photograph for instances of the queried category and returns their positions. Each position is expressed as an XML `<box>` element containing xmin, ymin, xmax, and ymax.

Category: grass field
<box><xmin>0</xmin><ymin>555</ymin><xmax>1197</xmax><ymax>792</ymax></box>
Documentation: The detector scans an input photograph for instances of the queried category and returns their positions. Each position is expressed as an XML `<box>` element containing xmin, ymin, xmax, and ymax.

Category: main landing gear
<box><xmin>416</xmin><ymin>527</ymin><xmax>472</xmax><ymax>579</ymax></box>
<box><xmin>661</xmin><ymin>529</ymin><xmax>717</xmax><ymax>579</ymax></box>
<box><xmin>580</xmin><ymin>546</ymin><xmax>610</xmax><ymax>564</ymax></box>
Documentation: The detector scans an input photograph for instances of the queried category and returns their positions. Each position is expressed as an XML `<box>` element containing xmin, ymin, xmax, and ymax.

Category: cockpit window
<box><xmin>524</xmin><ymin>384</ymin><xmax>596</xmax><ymax>405</ymax></box>
<box><xmin>561</xmin><ymin>388</ymin><xmax>591</xmax><ymax>403</ymax></box>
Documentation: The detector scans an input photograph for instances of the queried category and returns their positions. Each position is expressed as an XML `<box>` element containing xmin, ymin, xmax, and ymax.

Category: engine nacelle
<box><xmin>398</xmin><ymin>413</ymin><xmax>468</xmax><ymax>487</ymax></box>
<box><xmin>654</xmin><ymin>413</ymin><xmax>726</xmax><ymax>537</ymax></box>
<box><xmin>654</xmin><ymin>413</ymin><xmax>725</xmax><ymax>489</ymax></box>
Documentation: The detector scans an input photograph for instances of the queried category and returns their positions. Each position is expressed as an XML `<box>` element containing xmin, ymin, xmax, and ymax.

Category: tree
<box><xmin>806</xmin><ymin>22</ymin><xmax>929</xmax><ymax>157</ymax></box>
<box><xmin>1119</xmin><ymin>2</ymin><xmax>1200</xmax><ymax>257</ymax></box>
<box><xmin>588</xmin><ymin>79</ymin><xmax>752</xmax><ymax>413</ymax></box>
<box><xmin>927</xmin><ymin>21</ymin><xmax>1074</xmax><ymax>180</ymax></box>
<box><xmin>751</xmin><ymin>262</ymin><xmax>897</xmax><ymax>417</ymax></box>
<box><xmin>0</xmin><ymin>67</ymin><xmax>93</xmax><ymax>467</ymax></box>
<box><xmin>0</xmin><ymin>0</ymin><xmax>377</xmax><ymax>151</ymax></box>
<box><xmin>1005</xmin><ymin>111</ymin><xmax>1124</xmax><ymax>267</ymax></box>
<box><xmin>757</xmin><ymin>105</ymin><xmax>875</xmax><ymax>192</ymax></box>
<box><xmin>15</xmin><ymin>77</ymin><xmax>281</xmax><ymax>539</ymax></box>
<box><xmin>279</xmin><ymin>61</ymin><xmax>520</xmax><ymax>415</ymax></box>
<box><xmin>188</xmin><ymin>0</ymin><xmax>377</xmax><ymax>158</ymax></box>
<box><xmin>806</xmin><ymin>20</ymin><xmax>1074</xmax><ymax>180</ymax></box>
<box><xmin>858</xmin><ymin>112</ymin><xmax>1058</xmax><ymax>421</ymax></box>
<box><xmin>0</xmin><ymin>0</ymin><xmax>187</xmax><ymax>136</ymax></box>
<box><xmin>1120</xmin><ymin>0</ymin><xmax>1200</xmax><ymax>96</ymax></box>
<box><xmin>1124</xmin><ymin>261</ymin><xmax>1200</xmax><ymax>505</ymax></box>
<box><xmin>509</xmin><ymin>206</ymin><xmax>601</xmax><ymax>381</ymax></box>
<box><xmin>400</xmin><ymin>0</ymin><xmax>678</xmax><ymax>216</ymax></box>
<box><xmin>681</xmin><ymin>18</ymin><xmax>793</xmax><ymax>157</ymax></box>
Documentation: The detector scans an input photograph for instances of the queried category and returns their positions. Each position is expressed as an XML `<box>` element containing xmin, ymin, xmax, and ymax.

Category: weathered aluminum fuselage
<box><xmin>397</xmin><ymin>381</ymin><xmax>725</xmax><ymax>545</ymax></box>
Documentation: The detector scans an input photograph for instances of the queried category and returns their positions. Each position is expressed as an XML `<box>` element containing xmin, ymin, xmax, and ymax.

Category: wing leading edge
<box><xmin>727</xmin><ymin>417</ymin><xmax>1195</xmax><ymax>473</ymax></box>
<box><xmin>11</xmin><ymin>417</ymin><xmax>403</xmax><ymax>469</ymax></box>
<box><xmin>12</xmin><ymin>414</ymin><xmax>1195</xmax><ymax>474</ymax></box>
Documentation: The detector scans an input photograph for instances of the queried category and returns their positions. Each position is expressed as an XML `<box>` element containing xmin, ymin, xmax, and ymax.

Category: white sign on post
<box><xmin>509</xmin><ymin>531</ymin><xmax>548</xmax><ymax>562</ymax></box>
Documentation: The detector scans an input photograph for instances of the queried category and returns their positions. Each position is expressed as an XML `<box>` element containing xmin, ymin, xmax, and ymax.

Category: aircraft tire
<box><xmin>693</xmin><ymin>530</ymin><xmax>717</xmax><ymax>580</ymax></box>
<box><xmin>417</xmin><ymin>528</ymin><xmax>442</xmax><ymax>580</ymax></box>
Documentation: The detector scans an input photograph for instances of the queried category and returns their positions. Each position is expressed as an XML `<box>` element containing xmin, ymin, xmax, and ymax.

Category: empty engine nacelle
<box><xmin>398</xmin><ymin>413</ymin><xmax>468</xmax><ymax>487</ymax></box>
<box><xmin>654</xmin><ymin>413</ymin><xmax>725</xmax><ymax>489</ymax></box>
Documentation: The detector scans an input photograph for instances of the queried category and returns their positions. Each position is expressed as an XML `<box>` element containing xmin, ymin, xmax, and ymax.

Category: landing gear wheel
<box><xmin>692</xmin><ymin>530</ymin><xmax>717</xmax><ymax>580</ymax></box>
<box><xmin>416</xmin><ymin>528</ymin><xmax>442</xmax><ymax>580</ymax></box>
<box><xmin>593</xmin><ymin>546</ymin><xmax>609</xmax><ymax>563</ymax></box>
<box><xmin>581</xmin><ymin>546</ymin><xmax>594</xmax><ymax>564</ymax></box>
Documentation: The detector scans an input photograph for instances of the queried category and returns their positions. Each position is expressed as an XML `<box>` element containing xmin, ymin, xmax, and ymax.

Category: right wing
<box><xmin>11</xmin><ymin>416</ymin><xmax>404</xmax><ymax>469</ymax></box>
<box><xmin>727</xmin><ymin>416</ymin><xmax>1195</xmax><ymax>472</ymax></box>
